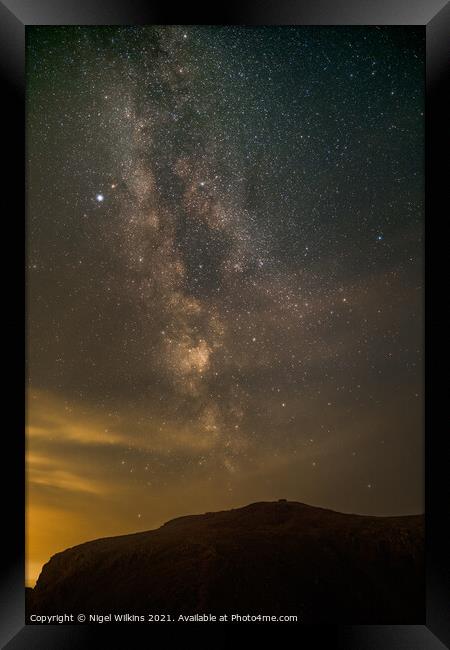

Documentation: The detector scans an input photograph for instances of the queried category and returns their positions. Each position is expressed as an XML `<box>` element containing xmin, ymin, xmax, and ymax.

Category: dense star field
<box><xmin>26</xmin><ymin>26</ymin><xmax>424</xmax><ymax>586</ymax></box>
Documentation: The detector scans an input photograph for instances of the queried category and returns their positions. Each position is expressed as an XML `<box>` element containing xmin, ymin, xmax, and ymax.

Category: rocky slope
<box><xmin>27</xmin><ymin>500</ymin><xmax>424</xmax><ymax>622</ymax></box>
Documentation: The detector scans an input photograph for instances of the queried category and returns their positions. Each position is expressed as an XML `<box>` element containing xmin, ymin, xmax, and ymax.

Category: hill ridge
<box><xmin>28</xmin><ymin>499</ymin><xmax>424</xmax><ymax>623</ymax></box>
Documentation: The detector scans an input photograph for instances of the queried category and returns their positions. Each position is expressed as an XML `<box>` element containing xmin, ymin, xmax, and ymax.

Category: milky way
<box><xmin>26</xmin><ymin>26</ymin><xmax>424</xmax><ymax>585</ymax></box>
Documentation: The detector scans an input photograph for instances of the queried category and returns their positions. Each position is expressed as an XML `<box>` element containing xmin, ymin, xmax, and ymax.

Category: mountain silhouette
<box><xmin>27</xmin><ymin>500</ymin><xmax>424</xmax><ymax>623</ymax></box>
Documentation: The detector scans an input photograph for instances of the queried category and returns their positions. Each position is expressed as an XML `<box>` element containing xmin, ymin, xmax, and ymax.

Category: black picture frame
<box><xmin>1</xmin><ymin>1</ymin><xmax>448</xmax><ymax>647</ymax></box>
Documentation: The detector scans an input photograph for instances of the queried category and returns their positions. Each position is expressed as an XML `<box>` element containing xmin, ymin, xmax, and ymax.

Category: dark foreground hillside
<box><xmin>27</xmin><ymin>500</ymin><xmax>424</xmax><ymax>623</ymax></box>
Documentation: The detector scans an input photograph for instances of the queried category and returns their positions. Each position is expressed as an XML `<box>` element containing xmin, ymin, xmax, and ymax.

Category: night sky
<box><xmin>26</xmin><ymin>26</ymin><xmax>424</xmax><ymax>586</ymax></box>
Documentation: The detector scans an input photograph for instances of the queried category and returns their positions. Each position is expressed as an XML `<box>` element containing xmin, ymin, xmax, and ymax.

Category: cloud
<box><xmin>27</xmin><ymin>390</ymin><xmax>127</xmax><ymax>447</ymax></box>
<box><xmin>27</xmin><ymin>453</ymin><xmax>106</xmax><ymax>495</ymax></box>
<box><xmin>26</xmin><ymin>389</ymin><xmax>224</xmax><ymax>455</ymax></box>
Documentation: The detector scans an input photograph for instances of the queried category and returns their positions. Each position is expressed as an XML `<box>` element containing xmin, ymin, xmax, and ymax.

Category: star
<box><xmin>26</xmin><ymin>25</ymin><xmax>424</xmax><ymax>586</ymax></box>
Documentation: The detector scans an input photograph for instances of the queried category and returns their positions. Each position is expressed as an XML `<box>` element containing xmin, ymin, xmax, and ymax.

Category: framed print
<box><xmin>1</xmin><ymin>1</ymin><xmax>448</xmax><ymax>648</ymax></box>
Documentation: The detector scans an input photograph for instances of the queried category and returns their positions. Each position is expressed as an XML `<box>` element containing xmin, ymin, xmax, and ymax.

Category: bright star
<box><xmin>96</xmin><ymin>193</ymin><xmax>104</xmax><ymax>202</ymax></box>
